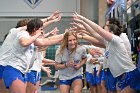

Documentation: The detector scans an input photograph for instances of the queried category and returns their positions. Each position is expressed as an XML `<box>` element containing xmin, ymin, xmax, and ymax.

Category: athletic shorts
<box><xmin>92</xmin><ymin>68</ymin><xmax>103</xmax><ymax>86</ymax></box>
<box><xmin>101</xmin><ymin>70</ymin><xmax>106</xmax><ymax>81</ymax></box>
<box><xmin>2</xmin><ymin>66</ymin><xmax>26</xmax><ymax>89</ymax></box>
<box><xmin>104</xmin><ymin>68</ymin><xmax>117</xmax><ymax>91</ymax></box>
<box><xmin>59</xmin><ymin>75</ymin><xmax>83</xmax><ymax>86</ymax></box>
<box><xmin>117</xmin><ymin>68</ymin><xmax>140</xmax><ymax>91</ymax></box>
<box><xmin>26</xmin><ymin>70</ymin><xmax>41</xmax><ymax>85</ymax></box>
<box><xmin>0</xmin><ymin>65</ymin><xmax>5</xmax><ymax>79</ymax></box>
<box><xmin>85</xmin><ymin>72</ymin><xmax>94</xmax><ymax>85</ymax></box>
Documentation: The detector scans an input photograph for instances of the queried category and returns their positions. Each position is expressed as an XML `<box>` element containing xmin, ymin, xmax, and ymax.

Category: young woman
<box><xmin>0</xmin><ymin>10</ymin><xmax>61</xmax><ymax>93</ymax></box>
<box><xmin>72</xmin><ymin>13</ymin><xmax>140</xmax><ymax>93</ymax></box>
<box><xmin>0</xmin><ymin>19</ymin><xmax>29</xmax><ymax>93</ymax></box>
<box><xmin>84</xmin><ymin>45</ymin><xmax>96</xmax><ymax>93</ymax></box>
<box><xmin>2</xmin><ymin>18</ymin><xmax>63</xmax><ymax>93</ymax></box>
<box><xmin>26</xmin><ymin>28</ymin><xmax>60</xmax><ymax>93</ymax></box>
<box><xmin>55</xmin><ymin>31</ymin><xmax>87</xmax><ymax>93</ymax></box>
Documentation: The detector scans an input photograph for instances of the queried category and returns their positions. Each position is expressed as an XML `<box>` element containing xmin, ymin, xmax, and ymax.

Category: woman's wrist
<box><xmin>82</xmin><ymin>35</ymin><xmax>84</xmax><ymax>39</ymax></box>
<box><xmin>46</xmin><ymin>17</ymin><xmax>50</xmax><ymax>22</ymax></box>
<box><xmin>64</xmin><ymin>63</ymin><xmax>67</xmax><ymax>67</ymax></box>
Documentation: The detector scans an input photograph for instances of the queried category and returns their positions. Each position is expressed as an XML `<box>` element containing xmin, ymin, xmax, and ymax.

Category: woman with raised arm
<box><xmin>72</xmin><ymin>13</ymin><xmax>140</xmax><ymax>93</ymax></box>
<box><xmin>0</xmin><ymin>19</ymin><xmax>29</xmax><ymax>93</ymax></box>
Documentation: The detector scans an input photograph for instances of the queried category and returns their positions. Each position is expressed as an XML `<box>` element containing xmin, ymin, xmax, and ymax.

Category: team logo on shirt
<box><xmin>105</xmin><ymin>51</ymin><xmax>109</xmax><ymax>59</ymax></box>
<box><xmin>24</xmin><ymin>0</ymin><xmax>43</xmax><ymax>9</ymax></box>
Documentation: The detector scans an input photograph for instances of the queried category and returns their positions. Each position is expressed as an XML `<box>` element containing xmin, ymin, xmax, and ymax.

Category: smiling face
<box><xmin>68</xmin><ymin>34</ymin><xmax>77</xmax><ymax>49</ymax></box>
<box><xmin>60</xmin><ymin>31</ymin><xmax>78</xmax><ymax>54</ymax></box>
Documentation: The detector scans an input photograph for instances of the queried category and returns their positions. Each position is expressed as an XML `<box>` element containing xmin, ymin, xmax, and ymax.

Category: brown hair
<box><xmin>16</xmin><ymin>19</ymin><xmax>29</xmax><ymax>28</ymax></box>
<box><xmin>106</xmin><ymin>24</ymin><xmax>123</xmax><ymax>36</ymax></box>
<box><xmin>27</xmin><ymin>18</ymin><xmax>43</xmax><ymax>35</ymax></box>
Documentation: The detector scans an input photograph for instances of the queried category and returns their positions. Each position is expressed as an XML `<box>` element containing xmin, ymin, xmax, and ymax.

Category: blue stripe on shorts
<box><xmin>26</xmin><ymin>70</ymin><xmax>41</xmax><ymax>85</ymax></box>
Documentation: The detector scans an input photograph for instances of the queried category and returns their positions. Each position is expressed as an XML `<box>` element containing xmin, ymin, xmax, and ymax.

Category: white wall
<box><xmin>81</xmin><ymin>0</ymin><xmax>98</xmax><ymax>23</ymax></box>
<box><xmin>0</xmin><ymin>0</ymin><xmax>99</xmax><ymax>42</ymax></box>
<box><xmin>0</xmin><ymin>0</ymin><xmax>80</xmax><ymax>17</ymax></box>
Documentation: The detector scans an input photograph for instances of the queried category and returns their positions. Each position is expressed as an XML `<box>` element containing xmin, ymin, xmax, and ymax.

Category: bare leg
<box><xmin>72</xmin><ymin>79</ymin><xmax>83</xmax><ymax>93</ymax></box>
<box><xmin>10</xmin><ymin>78</ymin><xmax>26</xmax><ymax>93</ymax></box>
<box><xmin>26</xmin><ymin>82</ymin><xmax>37</xmax><ymax>93</ymax></box>
<box><xmin>89</xmin><ymin>83</ymin><xmax>94</xmax><ymax>93</ymax></box>
<box><xmin>59</xmin><ymin>84</ymin><xmax>70</xmax><ymax>93</ymax></box>
<box><xmin>101</xmin><ymin>80</ymin><xmax>107</xmax><ymax>93</ymax></box>
<box><xmin>117</xmin><ymin>86</ymin><xmax>136</xmax><ymax>93</ymax></box>
<box><xmin>97</xmin><ymin>84</ymin><xmax>102</xmax><ymax>93</ymax></box>
<box><xmin>0</xmin><ymin>79</ymin><xmax>9</xmax><ymax>93</ymax></box>
<box><xmin>35</xmin><ymin>80</ymin><xmax>40</xmax><ymax>93</ymax></box>
<box><xmin>93</xmin><ymin>86</ymin><xmax>97</xmax><ymax>93</ymax></box>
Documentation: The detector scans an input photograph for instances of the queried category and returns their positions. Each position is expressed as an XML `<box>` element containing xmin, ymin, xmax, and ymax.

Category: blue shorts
<box><xmin>0</xmin><ymin>65</ymin><xmax>5</xmax><ymax>79</ymax></box>
<box><xmin>92</xmin><ymin>68</ymin><xmax>103</xmax><ymax>86</ymax></box>
<box><xmin>85</xmin><ymin>72</ymin><xmax>94</xmax><ymax>85</ymax></box>
<box><xmin>104</xmin><ymin>68</ymin><xmax>117</xmax><ymax>91</ymax></box>
<box><xmin>59</xmin><ymin>75</ymin><xmax>83</xmax><ymax>86</ymax></box>
<box><xmin>2</xmin><ymin>66</ymin><xmax>27</xmax><ymax>89</ymax></box>
<box><xmin>101</xmin><ymin>70</ymin><xmax>105</xmax><ymax>81</ymax></box>
<box><xmin>27</xmin><ymin>70</ymin><xmax>41</xmax><ymax>85</ymax></box>
<box><xmin>117</xmin><ymin>68</ymin><xmax>140</xmax><ymax>91</ymax></box>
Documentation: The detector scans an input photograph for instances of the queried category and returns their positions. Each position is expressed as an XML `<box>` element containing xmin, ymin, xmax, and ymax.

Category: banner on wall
<box><xmin>24</xmin><ymin>0</ymin><xmax>43</xmax><ymax>9</ymax></box>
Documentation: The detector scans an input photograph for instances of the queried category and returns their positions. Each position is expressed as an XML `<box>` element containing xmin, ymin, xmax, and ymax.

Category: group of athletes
<box><xmin>0</xmin><ymin>10</ymin><xmax>140</xmax><ymax>93</ymax></box>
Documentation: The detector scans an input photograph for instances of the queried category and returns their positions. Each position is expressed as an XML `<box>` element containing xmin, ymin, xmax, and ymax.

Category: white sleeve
<box><xmin>17</xmin><ymin>31</ymin><xmax>30</xmax><ymax>39</ymax></box>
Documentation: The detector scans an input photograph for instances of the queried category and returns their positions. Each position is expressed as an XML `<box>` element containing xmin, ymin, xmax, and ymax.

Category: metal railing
<box><xmin>105</xmin><ymin>0</ymin><xmax>140</xmax><ymax>25</ymax></box>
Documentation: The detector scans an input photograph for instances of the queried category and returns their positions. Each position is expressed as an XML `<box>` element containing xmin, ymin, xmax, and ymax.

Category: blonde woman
<box><xmin>55</xmin><ymin>31</ymin><xmax>87</xmax><ymax>93</ymax></box>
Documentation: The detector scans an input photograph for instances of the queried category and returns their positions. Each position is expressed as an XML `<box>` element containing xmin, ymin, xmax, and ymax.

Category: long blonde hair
<box><xmin>59</xmin><ymin>31</ymin><xmax>78</xmax><ymax>55</ymax></box>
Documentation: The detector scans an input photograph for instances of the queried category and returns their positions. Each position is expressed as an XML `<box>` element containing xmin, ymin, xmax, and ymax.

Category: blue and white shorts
<box><xmin>104</xmin><ymin>68</ymin><xmax>117</xmax><ymax>91</ymax></box>
<box><xmin>85</xmin><ymin>72</ymin><xmax>94</xmax><ymax>85</ymax></box>
<box><xmin>117</xmin><ymin>68</ymin><xmax>140</xmax><ymax>91</ymax></box>
<box><xmin>59</xmin><ymin>75</ymin><xmax>83</xmax><ymax>86</ymax></box>
<box><xmin>92</xmin><ymin>68</ymin><xmax>103</xmax><ymax>86</ymax></box>
<box><xmin>2</xmin><ymin>66</ymin><xmax>26</xmax><ymax>89</ymax></box>
<box><xmin>26</xmin><ymin>70</ymin><xmax>41</xmax><ymax>85</ymax></box>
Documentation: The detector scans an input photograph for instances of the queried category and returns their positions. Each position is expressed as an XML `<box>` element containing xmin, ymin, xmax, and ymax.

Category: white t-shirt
<box><xmin>55</xmin><ymin>45</ymin><xmax>87</xmax><ymax>80</ymax></box>
<box><xmin>7</xmin><ymin>31</ymin><xmax>35</xmax><ymax>74</ymax></box>
<box><xmin>104</xmin><ymin>35</ymin><xmax>136</xmax><ymax>77</ymax></box>
<box><xmin>0</xmin><ymin>28</ymin><xmax>21</xmax><ymax>66</ymax></box>
<box><xmin>120</xmin><ymin>33</ymin><xmax>131</xmax><ymax>57</ymax></box>
<box><xmin>86</xmin><ymin>54</ymin><xmax>94</xmax><ymax>73</ymax></box>
<box><xmin>93</xmin><ymin>54</ymin><xmax>101</xmax><ymax>70</ymax></box>
<box><xmin>29</xmin><ymin>51</ymin><xmax>43</xmax><ymax>72</ymax></box>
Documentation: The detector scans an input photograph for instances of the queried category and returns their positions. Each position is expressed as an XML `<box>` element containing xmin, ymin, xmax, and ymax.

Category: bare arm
<box><xmin>19</xmin><ymin>31</ymin><xmax>42</xmax><ymax>47</ymax></box>
<box><xmin>54</xmin><ymin>62</ymin><xmax>67</xmax><ymax>70</ymax></box>
<box><xmin>41</xmin><ymin>65</ymin><xmax>52</xmax><ymax>78</ymax></box>
<box><xmin>42</xmin><ymin>58</ymin><xmax>55</xmax><ymax>65</ymax></box>
<box><xmin>44</xmin><ymin>27</ymin><xmax>59</xmax><ymax>38</ymax></box>
<box><xmin>77</xmin><ymin>33</ymin><xmax>105</xmax><ymax>48</ymax></box>
<box><xmin>34</xmin><ymin>34</ymin><xmax>63</xmax><ymax>46</ymax></box>
<box><xmin>73</xmin><ymin>13</ymin><xmax>113</xmax><ymax>41</ymax></box>
<box><xmin>41</xmin><ymin>11</ymin><xmax>61</xmax><ymax>28</ymax></box>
